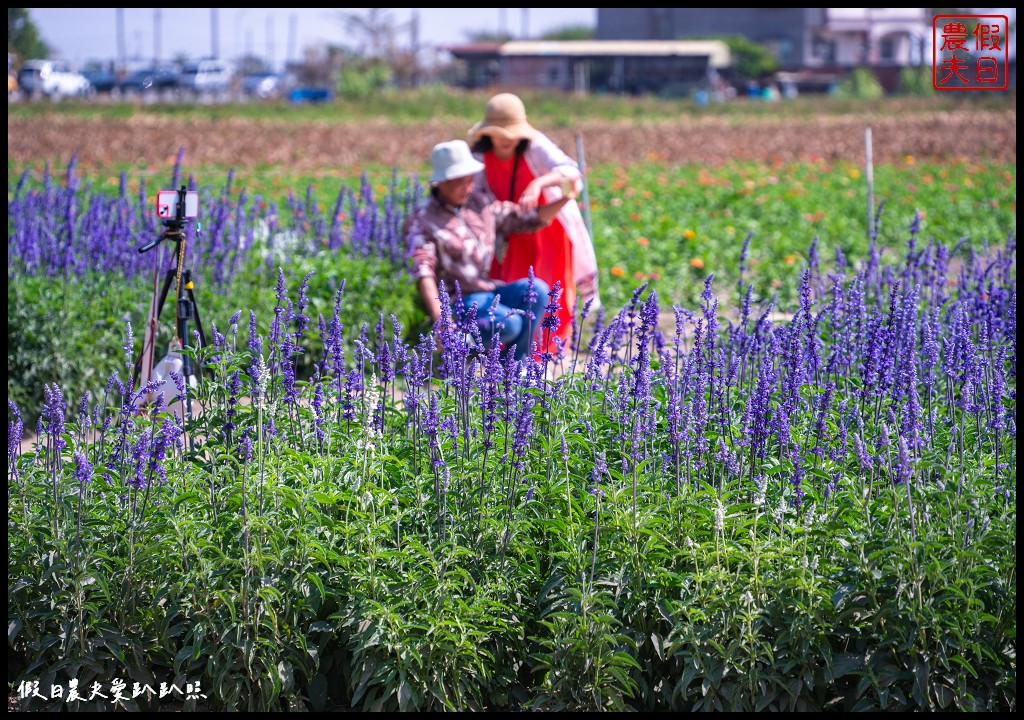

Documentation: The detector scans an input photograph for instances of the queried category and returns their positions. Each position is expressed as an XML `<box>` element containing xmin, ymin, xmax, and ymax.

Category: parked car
<box><xmin>288</xmin><ymin>86</ymin><xmax>333</xmax><ymax>104</ymax></box>
<box><xmin>81</xmin><ymin>68</ymin><xmax>118</xmax><ymax>94</ymax></box>
<box><xmin>241</xmin><ymin>71</ymin><xmax>285</xmax><ymax>99</ymax></box>
<box><xmin>117</xmin><ymin>65</ymin><xmax>180</xmax><ymax>95</ymax></box>
<box><xmin>179</xmin><ymin>59</ymin><xmax>234</xmax><ymax>95</ymax></box>
<box><xmin>17</xmin><ymin>59</ymin><xmax>90</xmax><ymax>98</ymax></box>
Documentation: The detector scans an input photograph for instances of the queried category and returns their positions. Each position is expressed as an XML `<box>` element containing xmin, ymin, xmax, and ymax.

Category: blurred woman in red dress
<box><xmin>469</xmin><ymin>93</ymin><xmax>600</xmax><ymax>356</ymax></box>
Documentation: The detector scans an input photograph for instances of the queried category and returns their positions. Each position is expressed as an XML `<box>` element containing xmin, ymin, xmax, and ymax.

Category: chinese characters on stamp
<box><xmin>933</xmin><ymin>14</ymin><xmax>1009</xmax><ymax>91</ymax></box>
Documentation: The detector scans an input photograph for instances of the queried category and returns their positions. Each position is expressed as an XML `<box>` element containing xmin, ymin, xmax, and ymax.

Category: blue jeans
<box><xmin>463</xmin><ymin>277</ymin><xmax>550</xmax><ymax>361</ymax></box>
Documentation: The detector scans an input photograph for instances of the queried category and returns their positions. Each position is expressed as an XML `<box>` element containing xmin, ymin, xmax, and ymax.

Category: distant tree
<box><xmin>8</xmin><ymin>8</ymin><xmax>50</xmax><ymax>65</ymax></box>
<box><xmin>539</xmin><ymin>24</ymin><xmax>594</xmax><ymax>41</ymax></box>
<box><xmin>715</xmin><ymin>34</ymin><xmax>779</xmax><ymax>80</ymax></box>
<box><xmin>339</xmin><ymin>8</ymin><xmax>400</xmax><ymax>59</ymax></box>
<box><xmin>465</xmin><ymin>24</ymin><xmax>594</xmax><ymax>43</ymax></box>
<box><xmin>334</xmin><ymin>9</ymin><xmax>420</xmax><ymax>87</ymax></box>
<box><xmin>464</xmin><ymin>30</ymin><xmax>514</xmax><ymax>43</ymax></box>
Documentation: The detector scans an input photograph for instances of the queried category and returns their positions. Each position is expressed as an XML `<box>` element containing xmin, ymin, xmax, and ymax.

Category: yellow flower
<box><xmin>848</xmin><ymin>168</ymin><xmax>861</xmax><ymax>179</ymax></box>
<box><xmin>904</xmin><ymin>155</ymin><xmax>916</xmax><ymax>165</ymax></box>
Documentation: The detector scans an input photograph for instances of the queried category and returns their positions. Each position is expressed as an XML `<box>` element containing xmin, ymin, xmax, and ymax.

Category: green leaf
<box><xmin>831</xmin><ymin>582</ymin><xmax>858</xmax><ymax>610</ymax></box>
<box><xmin>9</xmin><ymin>619</ymin><xmax>23</xmax><ymax>647</ymax></box>
<box><xmin>650</xmin><ymin>632</ymin><xmax>662</xmax><ymax>660</ymax></box>
<box><xmin>912</xmin><ymin>660</ymin><xmax>930</xmax><ymax>708</ymax></box>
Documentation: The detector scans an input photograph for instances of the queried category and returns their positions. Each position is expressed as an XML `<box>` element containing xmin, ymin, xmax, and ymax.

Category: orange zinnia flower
<box><xmin>689</xmin><ymin>258</ymin><xmax>704</xmax><ymax>269</ymax></box>
<box><xmin>636</xmin><ymin>237</ymin><xmax>650</xmax><ymax>247</ymax></box>
<box><xmin>610</xmin><ymin>266</ymin><xmax>625</xmax><ymax>277</ymax></box>
<box><xmin>633</xmin><ymin>271</ymin><xmax>646</xmax><ymax>280</ymax></box>
<box><xmin>683</xmin><ymin>229</ymin><xmax>697</xmax><ymax>240</ymax></box>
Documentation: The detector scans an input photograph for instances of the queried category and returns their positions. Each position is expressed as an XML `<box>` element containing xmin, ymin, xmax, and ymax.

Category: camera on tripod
<box><xmin>156</xmin><ymin>188</ymin><xmax>199</xmax><ymax>222</ymax></box>
<box><xmin>134</xmin><ymin>184</ymin><xmax>207</xmax><ymax>429</ymax></box>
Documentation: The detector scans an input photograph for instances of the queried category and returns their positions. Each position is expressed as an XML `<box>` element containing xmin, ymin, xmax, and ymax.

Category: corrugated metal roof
<box><xmin>498</xmin><ymin>40</ymin><xmax>731</xmax><ymax>67</ymax></box>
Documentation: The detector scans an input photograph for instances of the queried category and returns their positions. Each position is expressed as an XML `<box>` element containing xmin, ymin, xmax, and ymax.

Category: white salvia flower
<box><xmin>713</xmin><ymin>501</ymin><xmax>725</xmax><ymax>532</ymax></box>
<box><xmin>740</xmin><ymin>590</ymin><xmax>755</xmax><ymax>608</ymax></box>
<box><xmin>753</xmin><ymin>485</ymin><xmax>766</xmax><ymax>508</ymax></box>
<box><xmin>366</xmin><ymin>372</ymin><xmax>381</xmax><ymax>421</ymax></box>
<box><xmin>255</xmin><ymin>353</ymin><xmax>270</xmax><ymax>409</ymax></box>
<box><xmin>774</xmin><ymin>499</ymin><xmax>787</xmax><ymax>524</ymax></box>
<box><xmin>684</xmin><ymin>536</ymin><xmax>695</xmax><ymax>549</ymax></box>
<box><xmin>803</xmin><ymin>503</ymin><xmax>816</xmax><ymax>529</ymax></box>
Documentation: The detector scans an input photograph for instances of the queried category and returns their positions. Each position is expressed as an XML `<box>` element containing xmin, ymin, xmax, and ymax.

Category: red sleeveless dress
<box><xmin>484</xmin><ymin>152</ymin><xmax>575</xmax><ymax>353</ymax></box>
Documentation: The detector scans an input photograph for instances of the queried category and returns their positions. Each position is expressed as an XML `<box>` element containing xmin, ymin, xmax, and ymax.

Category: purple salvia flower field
<box><xmin>7</xmin><ymin>148</ymin><xmax>1017</xmax><ymax>712</ymax></box>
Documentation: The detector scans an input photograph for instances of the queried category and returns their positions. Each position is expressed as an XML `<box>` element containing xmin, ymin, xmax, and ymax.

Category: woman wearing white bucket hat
<box><xmin>469</xmin><ymin>93</ymin><xmax>601</xmax><ymax>357</ymax></box>
<box><xmin>407</xmin><ymin>140</ymin><xmax>577</xmax><ymax>363</ymax></box>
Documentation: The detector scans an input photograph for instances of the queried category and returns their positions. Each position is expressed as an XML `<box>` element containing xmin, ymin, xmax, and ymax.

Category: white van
<box><xmin>17</xmin><ymin>59</ymin><xmax>90</xmax><ymax>98</ymax></box>
<box><xmin>179</xmin><ymin>59</ymin><xmax>234</xmax><ymax>95</ymax></box>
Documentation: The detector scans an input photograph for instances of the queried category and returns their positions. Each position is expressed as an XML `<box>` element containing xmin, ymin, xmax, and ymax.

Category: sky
<box><xmin>27</xmin><ymin>8</ymin><xmax>598</xmax><ymax>70</ymax></box>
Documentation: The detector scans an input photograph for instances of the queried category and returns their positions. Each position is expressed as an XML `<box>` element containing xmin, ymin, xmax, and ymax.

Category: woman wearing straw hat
<box><xmin>408</xmin><ymin>139</ymin><xmax>577</xmax><ymax>363</ymax></box>
<box><xmin>469</xmin><ymin>93</ymin><xmax>601</xmax><ymax>357</ymax></box>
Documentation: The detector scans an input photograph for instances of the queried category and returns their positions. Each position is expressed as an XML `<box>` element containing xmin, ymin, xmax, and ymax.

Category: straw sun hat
<box><xmin>468</xmin><ymin>93</ymin><xmax>539</xmax><ymax>142</ymax></box>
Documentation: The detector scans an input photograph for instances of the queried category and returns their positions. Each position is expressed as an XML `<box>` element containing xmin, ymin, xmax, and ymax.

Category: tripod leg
<box><xmin>171</xmin><ymin>269</ymin><xmax>196</xmax><ymax>431</ymax></box>
<box><xmin>186</xmin><ymin>287</ymin><xmax>208</xmax><ymax>350</ymax></box>
<box><xmin>133</xmin><ymin>267</ymin><xmax>176</xmax><ymax>391</ymax></box>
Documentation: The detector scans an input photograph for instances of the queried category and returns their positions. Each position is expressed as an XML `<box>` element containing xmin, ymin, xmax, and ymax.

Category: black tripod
<box><xmin>134</xmin><ymin>186</ymin><xmax>207</xmax><ymax>425</ymax></box>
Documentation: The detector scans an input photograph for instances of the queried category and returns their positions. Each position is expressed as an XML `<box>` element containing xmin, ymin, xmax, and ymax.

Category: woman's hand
<box><xmin>518</xmin><ymin>179</ymin><xmax>544</xmax><ymax>209</ymax></box>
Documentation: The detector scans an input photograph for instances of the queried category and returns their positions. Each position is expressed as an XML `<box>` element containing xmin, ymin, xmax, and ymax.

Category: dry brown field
<box><xmin>8</xmin><ymin>106</ymin><xmax>1016</xmax><ymax>171</ymax></box>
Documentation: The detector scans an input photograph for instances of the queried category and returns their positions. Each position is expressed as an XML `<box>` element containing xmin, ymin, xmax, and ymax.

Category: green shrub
<box><xmin>7</xmin><ymin>273</ymin><xmax>147</xmax><ymax>428</ymax></box>
<box><xmin>833</xmin><ymin>68</ymin><xmax>885</xmax><ymax>100</ymax></box>
<box><xmin>897</xmin><ymin>66</ymin><xmax>934</xmax><ymax>96</ymax></box>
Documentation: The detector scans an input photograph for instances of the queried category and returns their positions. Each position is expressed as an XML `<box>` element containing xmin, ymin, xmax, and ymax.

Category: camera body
<box><xmin>156</xmin><ymin>189</ymin><xmax>199</xmax><ymax>220</ymax></box>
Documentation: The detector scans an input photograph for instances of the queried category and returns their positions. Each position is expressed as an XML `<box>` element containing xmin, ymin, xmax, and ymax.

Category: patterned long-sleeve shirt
<box><xmin>407</xmin><ymin>189</ymin><xmax>545</xmax><ymax>297</ymax></box>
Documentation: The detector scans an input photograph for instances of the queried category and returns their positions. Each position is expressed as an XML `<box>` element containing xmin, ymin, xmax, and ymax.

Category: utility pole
<box><xmin>267</xmin><ymin>13</ymin><xmax>275</xmax><ymax>70</ymax></box>
<box><xmin>154</xmin><ymin>8</ymin><xmax>161</xmax><ymax>64</ymax></box>
<box><xmin>521</xmin><ymin>8</ymin><xmax>529</xmax><ymax>39</ymax></box>
<box><xmin>211</xmin><ymin>8</ymin><xmax>219</xmax><ymax>59</ymax></box>
<box><xmin>116</xmin><ymin>8</ymin><xmax>126</xmax><ymax>76</ymax></box>
<box><xmin>410</xmin><ymin>9</ymin><xmax>419</xmax><ymax>87</ymax></box>
<box><xmin>288</xmin><ymin>12</ymin><xmax>297</xmax><ymax>67</ymax></box>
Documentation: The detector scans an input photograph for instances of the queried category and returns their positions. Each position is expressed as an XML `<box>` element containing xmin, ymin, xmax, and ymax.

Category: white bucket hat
<box><xmin>430</xmin><ymin>140</ymin><xmax>485</xmax><ymax>183</ymax></box>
